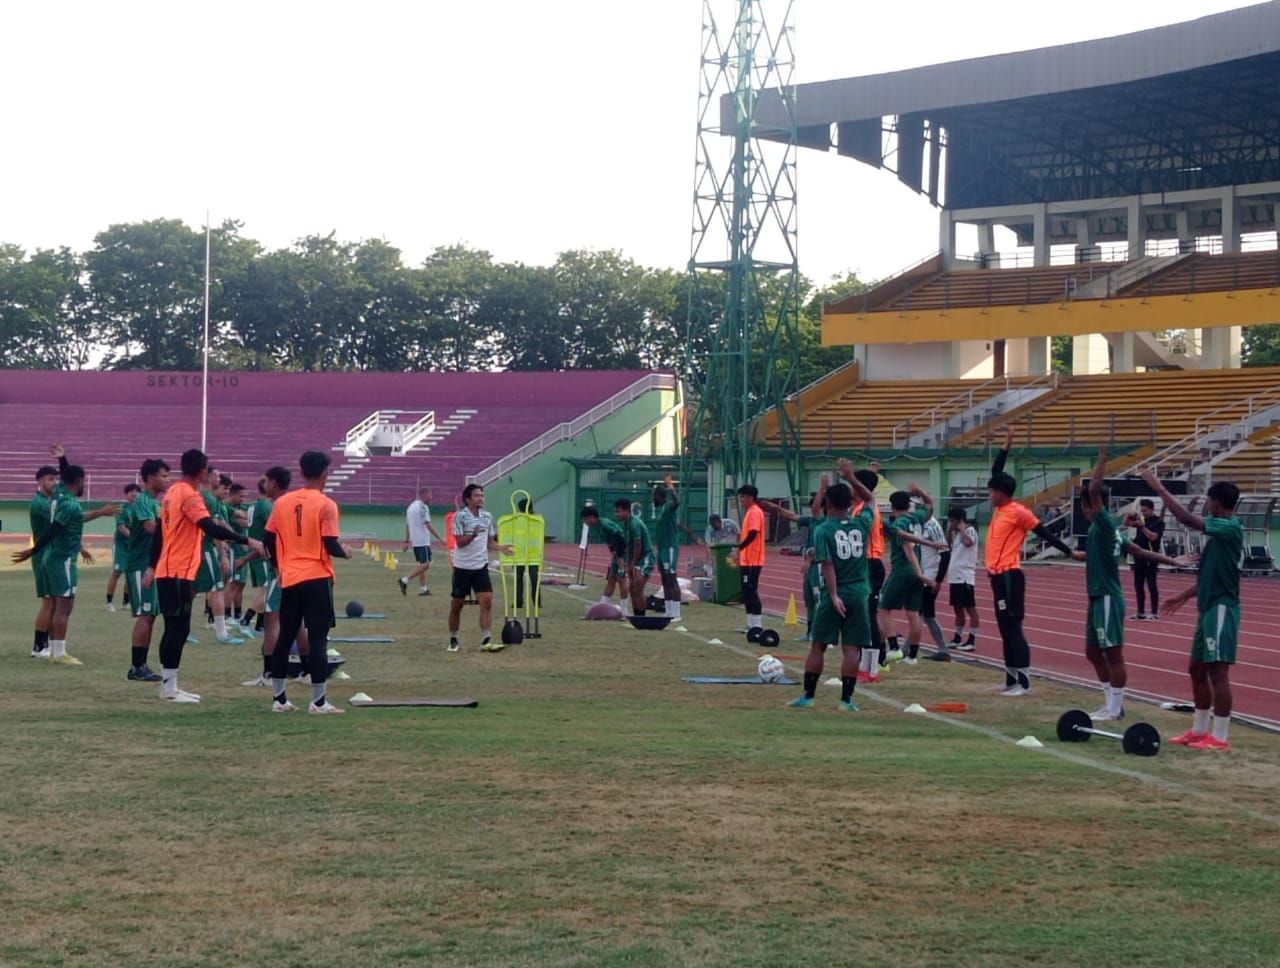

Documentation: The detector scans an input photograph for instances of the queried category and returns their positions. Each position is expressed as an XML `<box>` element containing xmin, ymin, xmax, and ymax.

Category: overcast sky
<box><xmin>1</xmin><ymin>0</ymin><xmax>1263</xmax><ymax>286</ymax></box>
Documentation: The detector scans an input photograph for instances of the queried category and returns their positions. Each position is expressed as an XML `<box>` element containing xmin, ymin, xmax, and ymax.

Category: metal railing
<box><xmin>467</xmin><ymin>372</ymin><xmax>679</xmax><ymax>486</ymax></box>
<box><xmin>1130</xmin><ymin>385</ymin><xmax>1280</xmax><ymax>477</ymax></box>
<box><xmin>392</xmin><ymin>411</ymin><xmax>437</xmax><ymax>456</ymax></box>
<box><xmin>890</xmin><ymin>371</ymin><xmax>1059</xmax><ymax>449</ymax></box>
<box><xmin>344</xmin><ymin>411</ymin><xmax>382</xmax><ymax>455</ymax></box>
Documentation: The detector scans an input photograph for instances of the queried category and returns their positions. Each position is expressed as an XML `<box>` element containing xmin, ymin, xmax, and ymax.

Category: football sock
<box><xmin>33</xmin><ymin>630</ymin><xmax>49</xmax><ymax>651</ymax></box>
<box><xmin>802</xmin><ymin>672</ymin><xmax>819</xmax><ymax>698</ymax></box>
<box><xmin>481</xmin><ymin>633</ymin><xmax>491</xmax><ymax>646</ymax></box>
<box><xmin>841</xmin><ymin>677</ymin><xmax>856</xmax><ymax>703</ymax></box>
<box><xmin>1004</xmin><ymin>666</ymin><xmax>1017</xmax><ymax>687</ymax></box>
<box><xmin>262</xmin><ymin>654</ymin><xmax>271</xmax><ymax>675</ymax></box>
<box><xmin>242</xmin><ymin>609</ymin><xmax>256</xmax><ymax>627</ymax></box>
<box><xmin>966</xmin><ymin>632</ymin><xmax>976</xmax><ymax>646</ymax></box>
<box><xmin>161</xmin><ymin>668</ymin><xmax>178</xmax><ymax>695</ymax></box>
<box><xmin>907</xmin><ymin>642</ymin><xmax>920</xmax><ymax>659</ymax></box>
<box><xmin>311</xmin><ymin>683</ymin><xmax>326</xmax><ymax>706</ymax></box>
<box><xmin>1109</xmin><ymin>687</ymin><xmax>1125</xmax><ymax>715</ymax></box>
<box><xmin>131</xmin><ymin>646</ymin><xmax>147</xmax><ymax>667</ymax></box>
<box><xmin>1211</xmin><ymin>717</ymin><xmax>1230</xmax><ymax>743</ymax></box>
<box><xmin>1192</xmin><ymin>708</ymin><xmax>1211</xmax><ymax>734</ymax></box>
<box><xmin>450</xmin><ymin>635</ymin><xmax>459</xmax><ymax>646</ymax></box>
<box><xmin>255</xmin><ymin>614</ymin><xmax>265</xmax><ymax>631</ymax></box>
<box><xmin>224</xmin><ymin>608</ymin><xmax>232</xmax><ymax>619</ymax></box>
<box><xmin>926</xmin><ymin>617</ymin><xmax>946</xmax><ymax>651</ymax></box>
<box><xmin>886</xmin><ymin>635</ymin><xmax>900</xmax><ymax>654</ymax></box>
<box><xmin>599</xmin><ymin>595</ymin><xmax>610</xmax><ymax>605</ymax></box>
<box><xmin>214</xmin><ymin>616</ymin><xmax>229</xmax><ymax>638</ymax></box>
<box><xmin>273</xmin><ymin>687</ymin><xmax>287</xmax><ymax>705</ymax></box>
<box><xmin>106</xmin><ymin>593</ymin><xmax>114</xmax><ymax>604</ymax></box>
<box><xmin>1016</xmin><ymin>669</ymin><xmax>1031</xmax><ymax>690</ymax></box>
<box><xmin>233</xmin><ymin>607</ymin><xmax>242</xmax><ymax>620</ymax></box>
<box><xmin>50</xmin><ymin>639</ymin><xmax>67</xmax><ymax>659</ymax></box>
<box><xmin>952</xmin><ymin>628</ymin><xmax>963</xmax><ymax>644</ymax></box>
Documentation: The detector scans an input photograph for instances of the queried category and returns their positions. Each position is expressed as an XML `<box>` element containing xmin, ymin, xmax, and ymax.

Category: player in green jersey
<box><xmin>106</xmin><ymin>483</ymin><xmax>139</xmax><ymax>611</ymax></box>
<box><xmin>759</xmin><ymin>478</ymin><xmax>832</xmax><ymax>642</ymax></box>
<box><xmin>28</xmin><ymin>462</ymin><xmax>62</xmax><ymax>658</ymax></box>
<box><xmin>652</xmin><ymin>475</ymin><xmax>683</xmax><ymax>622</ymax></box>
<box><xmin>239</xmin><ymin>473</ymin><xmax>278</xmax><ymax>638</ymax></box>
<box><xmin>241</xmin><ymin>467</ymin><xmax>299</xmax><ymax>688</ymax></box>
<box><xmin>1141</xmin><ymin>467</ymin><xmax>1244</xmax><ymax>751</ymax></box>
<box><xmin>124</xmin><ymin>459</ymin><xmax>170</xmax><ymax>681</ymax></box>
<box><xmin>225</xmin><ymin>482</ymin><xmax>252</xmax><ymax>631</ymax></box>
<box><xmin>196</xmin><ymin>469</ymin><xmax>242</xmax><ymax>644</ymax></box>
<box><xmin>879</xmin><ymin>484</ymin><xmax>948</xmax><ymax>664</ymax></box>
<box><xmin>580</xmin><ymin>505</ymin><xmax>631</xmax><ymax>612</ymax></box>
<box><xmin>787</xmin><ymin>473</ymin><xmax>878</xmax><ymax>712</ymax></box>
<box><xmin>12</xmin><ymin>463</ymin><xmax>118</xmax><ymax>666</ymax></box>
<box><xmin>1081</xmin><ymin>448</ymin><xmax>1190</xmax><ymax>720</ymax></box>
<box><xmin>615</xmin><ymin>498</ymin><xmax>654</xmax><ymax>616</ymax></box>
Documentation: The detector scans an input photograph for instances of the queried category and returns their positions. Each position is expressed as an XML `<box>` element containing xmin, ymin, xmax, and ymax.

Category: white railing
<box><xmin>344</xmin><ymin>410</ymin><xmax>383</xmax><ymax>456</ymax></box>
<box><xmin>1131</xmin><ymin>385</ymin><xmax>1280</xmax><ymax>477</ymax></box>
<box><xmin>392</xmin><ymin>411</ymin><xmax>437</xmax><ymax>456</ymax></box>
<box><xmin>890</xmin><ymin>371</ymin><xmax>1059</xmax><ymax>449</ymax></box>
<box><xmin>467</xmin><ymin>372</ymin><xmax>679</xmax><ymax>486</ymax></box>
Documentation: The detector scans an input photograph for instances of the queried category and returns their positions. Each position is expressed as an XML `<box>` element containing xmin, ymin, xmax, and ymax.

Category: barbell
<box><xmin>1055</xmin><ymin>709</ymin><xmax>1161</xmax><ymax>757</ymax></box>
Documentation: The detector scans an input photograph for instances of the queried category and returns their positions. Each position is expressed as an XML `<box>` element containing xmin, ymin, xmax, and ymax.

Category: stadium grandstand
<box><xmin>0</xmin><ymin>370</ymin><xmax>681</xmax><ymax>539</ymax></box>
<box><xmin>732</xmin><ymin>2</ymin><xmax>1280</xmax><ymax>561</ymax></box>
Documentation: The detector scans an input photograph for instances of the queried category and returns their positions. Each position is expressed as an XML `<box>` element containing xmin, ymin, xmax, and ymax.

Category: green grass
<box><xmin>1</xmin><ymin>551</ymin><xmax>1279</xmax><ymax>967</ymax></box>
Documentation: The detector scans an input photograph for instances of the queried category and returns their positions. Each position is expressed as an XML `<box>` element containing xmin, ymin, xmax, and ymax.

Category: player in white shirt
<box><xmin>400</xmin><ymin>487</ymin><xmax>443</xmax><ymax>596</ymax></box>
<box><xmin>447</xmin><ymin>483</ymin><xmax>511</xmax><ymax>653</ymax></box>
<box><xmin>946</xmin><ymin>506</ymin><xmax>980</xmax><ymax>651</ymax></box>
<box><xmin>919</xmin><ymin>510</ymin><xmax>953</xmax><ymax>661</ymax></box>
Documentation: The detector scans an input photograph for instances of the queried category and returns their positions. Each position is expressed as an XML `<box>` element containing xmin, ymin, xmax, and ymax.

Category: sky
<box><xmin>0</xmin><ymin>0</ymin><xmax>1266</xmax><ymax>287</ymax></box>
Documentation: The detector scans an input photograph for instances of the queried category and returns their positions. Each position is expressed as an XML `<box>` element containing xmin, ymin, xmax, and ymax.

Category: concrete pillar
<box><xmin>1126</xmin><ymin>196</ymin><xmax>1145</xmax><ymax>259</ymax></box>
<box><xmin>1221</xmin><ymin>189</ymin><xmax>1239</xmax><ymax>253</ymax></box>
<box><xmin>1027</xmin><ymin>336</ymin><xmax>1050</xmax><ymax>375</ymax></box>
<box><xmin>1032</xmin><ymin>203</ymin><xmax>1049</xmax><ymax>267</ymax></box>
<box><xmin>1107</xmin><ymin>332</ymin><xmax>1135</xmax><ymax>373</ymax></box>
<box><xmin>1175</xmin><ymin>209</ymin><xmax>1191</xmax><ymax>253</ymax></box>
<box><xmin>1072</xmin><ymin>333</ymin><xmax>1110</xmax><ymax>375</ymax></box>
<box><xmin>977</xmin><ymin>222</ymin><xmax>995</xmax><ymax>260</ymax></box>
<box><xmin>939</xmin><ymin>212</ymin><xmax>957</xmax><ymax>267</ymax></box>
<box><xmin>1201</xmin><ymin>327</ymin><xmax>1229</xmax><ymax>370</ymax></box>
<box><xmin>1229</xmin><ymin>325</ymin><xmax>1243</xmax><ymax>368</ymax></box>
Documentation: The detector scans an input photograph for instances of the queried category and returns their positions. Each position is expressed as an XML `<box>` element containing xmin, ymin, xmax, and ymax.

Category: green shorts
<box><xmin>31</xmin><ymin>554</ymin><xmax>50</xmax><ymax>599</ymax></box>
<box><xmin>248</xmin><ymin>558</ymin><xmax>274</xmax><ymax>588</ymax></box>
<box><xmin>608</xmin><ymin>558</ymin><xmax>626</xmax><ymax>579</ymax></box>
<box><xmin>656</xmin><ymin>545</ymin><xmax>679</xmax><ymax>574</ymax></box>
<box><xmin>228</xmin><ymin>555</ymin><xmax>248</xmax><ymax>584</ymax></box>
<box><xmin>264</xmin><ymin>574</ymin><xmax>281</xmax><ymax>614</ymax></box>
<box><xmin>810</xmin><ymin>590</ymin><xmax>871</xmax><ymax>647</ymax></box>
<box><xmin>880</xmin><ymin>573</ymin><xmax>923</xmax><ymax>613</ymax></box>
<box><xmin>195</xmin><ymin>547</ymin><xmax>225</xmax><ymax>593</ymax></box>
<box><xmin>112</xmin><ymin>540</ymin><xmax>128</xmax><ymax>573</ymax></box>
<box><xmin>41</xmin><ymin>555</ymin><xmax>77</xmax><ymax>599</ymax></box>
<box><xmin>1085</xmin><ymin>594</ymin><xmax>1124</xmax><ymax>649</ymax></box>
<box><xmin>128</xmin><ymin>570</ymin><xmax>159</xmax><ymax>618</ymax></box>
<box><xmin>1192</xmin><ymin>603</ymin><xmax>1240</xmax><ymax>664</ymax></box>
<box><xmin>630</xmin><ymin>552</ymin><xmax>654</xmax><ymax>579</ymax></box>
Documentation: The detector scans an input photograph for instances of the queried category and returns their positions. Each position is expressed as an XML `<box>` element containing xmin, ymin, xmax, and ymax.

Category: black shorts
<box><xmin>452</xmin><ymin>567</ymin><xmax>492</xmax><ymax>599</ymax></box>
<box><xmin>412</xmin><ymin>546</ymin><xmax>432</xmax><ymax>564</ymax></box>
<box><xmin>949</xmin><ymin>582</ymin><xmax>976</xmax><ymax>608</ymax></box>
<box><xmin>921</xmin><ymin>584</ymin><xmax>939</xmax><ymax>620</ymax></box>
<box><xmin>156</xmin><ymin>578</ymin><xmax>196</xmax><ymax>618</ymax></box>
<box><xmin>989</xmin><ymin>569</ymin><xmax>1026</xmax><ymax>622</ymax></box>
<box><xmin>739</xmin><ymin>565</ymin><xmax>762</xmax><ymax>593</ymax></box>
<box><xmin>280</xmin><ymin>577</ymin><xmax>335</xmax><ymax>632</ymax></box>
<box><xmin>868</xmin><ymin>559</ymin><xmax>886</xmax><ymax>607</ymax></box>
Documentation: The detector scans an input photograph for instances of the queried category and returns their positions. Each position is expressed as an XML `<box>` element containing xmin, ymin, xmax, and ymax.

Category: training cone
<box><xmin>1016</xmin><ymin>735</ymin><xmax>1044</xmax><ymax>749</ymax></box>
<box><xmin>783</xmin><ymin>595</ymin><xmax>798</xmax><ymax>627</ymax></box>
<box><xmin>384</xmin><ymin>552</ymin><xmax>394</xmax><ymax>567</ymax></box>
<box><xmin>903</xmin><ymin>703</ymin><xmax>927</xmax><ymax>715</ymax></box>
<box><xmin>708</xmin><ymin>637</ymin><xmax>724</xmax><ymax>645</ymax></box>
<box><xmin>824</xmin><ymin>677</ymin><xmax>841</xmax><ymax>686</ymax></box>
<box><xmin>349</xmin><ymin>691</ymin><xmax>372</xmax><ymax>703</ymax></box>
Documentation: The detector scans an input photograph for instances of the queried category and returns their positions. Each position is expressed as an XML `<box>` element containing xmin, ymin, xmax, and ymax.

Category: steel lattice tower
<box><xmin>682</xmin><ymin>0</ymin><xmax>803</xmax><ymax>514</ymax></box>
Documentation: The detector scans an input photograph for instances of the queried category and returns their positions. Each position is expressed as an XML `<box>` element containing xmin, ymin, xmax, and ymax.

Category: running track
<box><xmin>540</xmin><ymin>543</ymin><xmax>1280</xmax><ymax>728</ymax></box>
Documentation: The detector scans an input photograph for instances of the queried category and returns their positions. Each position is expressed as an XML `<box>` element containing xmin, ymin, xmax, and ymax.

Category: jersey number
<box><xmin>832</xmin><ymin>530</ymin><xmax>865</xmax><ymax>560</ymax></box>
<box><xmin>295</xmin><ymin>505</ymin><xmax>303</xmax><ymax>537</ymax></box>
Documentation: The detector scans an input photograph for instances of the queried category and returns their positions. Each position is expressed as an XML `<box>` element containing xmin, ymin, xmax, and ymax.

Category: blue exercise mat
<box><xmin>683</xmin><ymin>676</ymin><xmax>798</xmax><ymax>685</ymax></box>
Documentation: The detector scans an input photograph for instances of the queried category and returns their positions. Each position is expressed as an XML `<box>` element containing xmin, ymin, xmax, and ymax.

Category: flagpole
<box><xmin>201</xmin><ymin>213</ymin><xmax>211</xmax><ymax>452</ymax></box>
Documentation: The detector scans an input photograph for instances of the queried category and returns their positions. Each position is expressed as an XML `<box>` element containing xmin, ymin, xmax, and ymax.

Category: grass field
<box><xmin>3</xmin><ymin>550</ymin><xmax>1280</xmax><ymax>968</ymax></box>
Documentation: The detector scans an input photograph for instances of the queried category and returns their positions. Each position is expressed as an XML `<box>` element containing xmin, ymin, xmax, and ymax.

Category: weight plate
<box><xmin>1122</xmin><ymin>722</ymin><xmax>1161</xmax><ymax>757</ymax></box>
<box><xmin>758</xmin><ymin>629</ymin><xmax>780</xmax><ymax>649</ymax></box>
<box><xmin>1056</xmin><ymin>708</ymin><xmax>1093</xmax><ymax>743</ymax></box>
<box><xmin>745</xmin><ymin>627</ymin><xmax>763</xmax><ymax>643</ymax></box>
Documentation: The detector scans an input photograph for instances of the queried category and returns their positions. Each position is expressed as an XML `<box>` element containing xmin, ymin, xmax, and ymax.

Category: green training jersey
<box><xmin>1198</xmin><ymin>516</ymin><xmax>1243</xmax><ymax>611</ymax></box>
<box><xmin>30</xmin><ymin>491</ymin><xmax>53</xmax><ymax>547</ymax></box>
<box><xmin>1085</xmin><ymin>506</ymin><xmax>1129</xmax><ymax>600</ymax></box>
<box><xmin>48</xmin><ymin>492</ymin><xmax>84</xmax><ymax>561</ymax></box>
<box><xmin>125</xmin><ymin>490</ymin><xmax>160</xmax><ymax>572</ymax></box>
<box><xmin>246</xmin><ymin>497</ymin><xmax>273</xmax><ymax>542</ymax></box>
<box><xmin>887</xmin><ymin>506</ymin><xmax>928</xmax><ymax>574</ymax></box>
<box><xmin>815</xmin><ymin>507</ymin><xmax>875</xmax><ymax>596</ymax></box>
<box><xmin>595</xmin><ymin>517</ymin><xmax>627</xmax><ymax>557</ymax></box>
<box><xmin>624</xmin><ymin>516</ymin><xmax>653</xmax><ymax>560</ymax></box>
<box><xmin>654</xmin><ymin>500</ymin><xmax>679</xmax><ymax>550</ymax></box>
<box><xmin>200</xmin><ymin>491</ymin><xmax>223</xmax><ymax>551</ymax></box>
<box><xmin>114</xmin><ymin>506</ymin><xmax>131</xmax><ymax>547</ymax></box>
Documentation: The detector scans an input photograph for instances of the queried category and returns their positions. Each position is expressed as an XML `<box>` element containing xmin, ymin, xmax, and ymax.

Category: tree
<box><xmin>1243</xmin><ymin>324</ymin><xmax>1280</xmax><ymax>367</ymax></box>
<box><xmin>0</xmin><ymin>245</ymin><xmax>96</xmax><ymax>369</ymax></box>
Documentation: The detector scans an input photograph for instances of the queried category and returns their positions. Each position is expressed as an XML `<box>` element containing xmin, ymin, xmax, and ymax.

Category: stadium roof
<box><xmin>745</xmin><ymin>2</ymin><xmax>1280</xmax><ymax>209</ymax></box>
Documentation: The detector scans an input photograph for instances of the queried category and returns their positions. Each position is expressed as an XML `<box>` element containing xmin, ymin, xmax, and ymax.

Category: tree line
<box><xmin>0</xmin><ymin>218</ymin><xmax>858</xmax><ymax>384</ymax></box>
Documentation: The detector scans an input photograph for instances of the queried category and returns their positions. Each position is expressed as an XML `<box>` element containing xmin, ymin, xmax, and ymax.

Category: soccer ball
<box><xmin>757</xmin><ymin>654</ymin><xmax>785</xmax><ymax>683</ymax></box>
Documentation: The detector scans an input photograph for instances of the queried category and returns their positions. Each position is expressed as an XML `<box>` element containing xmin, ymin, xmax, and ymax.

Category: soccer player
<box><xmin>986</xmin><ymin>427</ymin><xmax>1083</xmax><ymax>696</ymax></box>
<box><xmin>400</xmin><ymin>487</ymin><xmax>443</xmax><ymax>596</ymax></box>
<box><xmin>144</xmin><ymin>449</ymin><xmax>261</xmax><ymax>702</ymax></box>
<box><xmin>124</xmin><ymin>459</ymin><xmax>169</xmax><ymax>682</ymax></box>
<box><xmin>1080</xmin><ymin>449</ymin><xmax>1189</xmax><ymax>720</ymax></box>
<box><xmin>27</xmin><ymin>462</ymin><xmax>61</xmax><ymax>659</ymax></box>
<box><xmin>581</xmin><ymin>504</ymin><xmax>630</xmax><ymax>610</ymax></box>
<box><xmin>838</xmin><ymin>461</ymin><xmax>887</xmax><ymax>677</ymax></box>
<box><xmin>241</xmin><ymin>467</ymin><xmax>295</xmax><ymax>688</ymax></box>
<box><xmin>225</xmin><ymin>482</ymin><xmax>253</xmax><ymax>631</ymax></box>
<box><xmin>946</xmin><ymin>507</ymin><xmax>980</xmax><ymax>651</ymax></box>
<box><xmin>106</xmin><ymin>483</ymin><xmax>139</xmax><ymax>611</ymax></box>
<box><xmin>1140</xmin><ymin>467</ymin><xmax>1244</xmax><ymax>751</ymax></box>
<box><xmin>264</xmin><ymin>450</ymin><xmax>350</xmax><ymax>714</ymax></box>
<box><xmin>878</xmin><ymin>485</ymin><xmax>947</xmax><ymax>665</ymax></box>
<box><xmin>787</xmin><ymin>475</ymin><xmax>877</xmax><ymax>711</ymax></box>
<box><xmin>760</xmin><ymin>479</ymin><xmax>829</xmax><ymax>642</ymax></box>
<box><xmin>652</xmin><ymin>476</ymin><xmax>682</xmax><ymax>622</ymax></box>
<box><xmin>614</xmin><ymin>498</ymin><xmax>655</xmax><ymax>616</ymax></box>
<box><xmin>1126</xmin><ymin>498</ymin><xmax>1166</xmax><ymax>621</ymax></box>
<box><xmin>448</xmin><ymin>483</ymin><xmax>512</xmax><ymax>653</ymax></box>
<box><xmin>918</xmin><ymin>501</ymin><xmax>953</xmax><ymax>661</ymax></box>
<box><xmin>196</xmin><ymin>469</ymin><xmax>242</xmax><ymax>645</ymax></box>
<box><xmin>12</xmin><ymin>464</ymin><xmax>118</xmax><ymax>666</ymax></box>
<box><xmin>733</xmin><ymin>484</ymin><xmax>767</xmax><ymax>635</ymax></box>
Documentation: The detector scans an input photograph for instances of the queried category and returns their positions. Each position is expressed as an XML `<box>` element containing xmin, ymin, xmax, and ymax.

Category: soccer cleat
<box><xmin>954</xmin><ymin>642</ymin><xmax>976</xmax><ymax>652</ymax></box>
<box><xmin>447</xmin><ymin>641</ymin><xmax>460</xmax><ymax>653</ymax></box>
<box><xmin>164</xmin><ymin>689</ymin><xmax>200</xmax><ymax>704</ymax></box>
<box><xmin>271</xmin><ymin>699</ymin><xmax>297</xmax><ymax>713</ymax></box>
<box><xmin>837</xmin><ymin>700</ymin><xmax>858</xmax><ymax>712</ymax></box>
<box><xmin>106</xmin><ymin>603</ymin><xmax>116</xmax><ymax>612</ymax></box>
<box><xmin>418</xmin><ymin>587</ymin><xmax>431</xmax><ymax>596</ymax></box>
<box><xmin>1169</xmin><ymin>729</ymin><xmax>1209</xmax><ymax>746</ymax></box>
<box><xmin>186</xmin><ymin>635</ymin><xmax>199</xmax><ymax>645</ymax></box>
<box><xmin>795</xmin><ymin>632</ymin><xmax>812</xmax><ymax>642</ymax></box>
<box><xmin>1091</xmin><ymin>707</ymin><xmax>1124</xmax><ymax>722</ymax></box>
<box><xmin>49</xmin><ymin>654</ymin><xmax>84</xmax><ymax>667</ymax></box>
<box><xmin>1145</xmin><ymin>614</ymin><xmax>1159</xmax><ymax>622</ymax></box>
<box><xmin>786</xmin><ymin>696</ymin><xmax>815</xmax><ymax>709</ymax></box>
<box><xmin>1188</xmin><ymin>735</ymin><xmax>1230</xmax><ymax>751</ymax></box>
<box><xmin>925</xmin><ymin>652</ymin><xmax>952</xmax><ymax>662</ymax></box>
<box><xmin>215</xmin><ymin>635</ymin><xmax>245</xmax><ymax>646</ymax></box>
<box><xmin>241</xmin><ymin>673</ymin><xmax>272</xmax><ymax>687</ymax></box>
<box><xmin>31</xmin><ymin>648</ymin><xmax>51</xmax><ymax>659</ymax></box>
<box><xmin>867</xmin><ymin>674</ymin><xmax>882</xmax><ymax>684</ymax></box>
<box><xmin>480</xmin><ymin>640</ymin><xmax>506</xmax><ymax>653</ymax></box>
<box><xmin>999</xmin><ymin>685</ymin><xmax>1029</xmax><ymax>697</ymax></box>
<box><xmin>856</xmin><ymin>671</ymin><xmax>871</xmax><ymax>683</ymax></box>
<box><xmin>1129</xmin><ymin>613</ymin><xmax>1147</xmax><ymax>621</ymax></box>
<box><xmin>398</xmin><ymin>577</ymin><xmax>408</xmax><ymax>596</ymax></box>
<box><xmin>237</xmin><ymin>625</ymin><xmax>256</xmax><ymax>638</ymax></box>
<box><xmin>128</xmin><ymin>665</ymin><xmax>162</xmax><ymax>682</ymax></box>
<box><xmin>308</xmin><ymin>700</ymin><xmax>345</xmax><ymax>715</ymax></box>
<box><xmin>901</xmin><ymin>657</ymin><xmax>919</xmax><ymax>666</ymax></box>
<box><xmin>950</xmin><ymin>634</ymin><xmax>962</xmax><ymax>645</ymax></box>
<box><xmin>884</xmin><ymin>649</ymin><xmax>905</xmax><ymax>663</ymax></box>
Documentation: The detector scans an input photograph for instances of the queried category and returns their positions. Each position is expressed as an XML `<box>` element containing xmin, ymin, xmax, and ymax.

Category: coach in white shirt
<box><xmin>946</xmin><ymin>506</ymin><xmax>980</xmax><ymax>651</ymax></box>
<box><xmin>400</xmin><ymin>487</ymin><xmax>442</xmax><ymax>596</ymax></box>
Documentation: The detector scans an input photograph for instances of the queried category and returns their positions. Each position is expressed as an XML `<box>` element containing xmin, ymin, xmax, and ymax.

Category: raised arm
<box><xmin>758</xmin><ymin>499</ymin><xmax>800</xmax><ymax>523</ymax></box>
<box><xmin>1139</xmin><ymin>467</ymin><xmax>1205</xmax><ymax>533</ymax></box>
<box><xmin>663</xmin><ymin>473</ymin><xmax>680</xmax><ymax>509</ymax></box>
<box><xmin>1088</xmin><ymin>445</ymin><xmax>1107</xmax><ymax>504</ymax></box>
<box><xmin>837</xmin><ymin>458</ymin><xmax>875</xmax><ymax>505</ymax></box>
<box><xmin>908</xmin><ymin>482</ymin><xmax>933</xmax><ymax>513</ymax></box>
<box><xmin>991</xmin><ymin>425</ymin><xmax>1014</xmax><ymax>476</ymax></box>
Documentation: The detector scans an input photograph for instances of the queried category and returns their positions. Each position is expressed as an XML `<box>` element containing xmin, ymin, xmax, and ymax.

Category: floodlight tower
<box><xmin>682</xmin><ymin>0</ymin><xmax>803</xmax><ymax>512</ymax></box>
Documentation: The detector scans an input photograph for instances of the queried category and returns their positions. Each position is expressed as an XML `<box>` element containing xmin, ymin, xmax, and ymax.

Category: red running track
<box><xmin>541</xmin><ymin>544</ymin><xmax>1280</xmax><ymax>728</ymax></box>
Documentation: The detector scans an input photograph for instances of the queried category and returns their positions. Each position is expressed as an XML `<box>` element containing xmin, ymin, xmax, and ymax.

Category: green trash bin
<box><xmin>710</xmin><ymin>544</ymin><xmax>741</xmax><ymax>604</ymax></box>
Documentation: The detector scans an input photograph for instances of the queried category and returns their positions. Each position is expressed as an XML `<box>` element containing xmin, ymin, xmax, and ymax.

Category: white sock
<box><xmin>50</xmin><ymin>639</ymin><xmax>67</xmax><ymax>658</ymax></box>
<box><xmin>1101</xmin><ymin>684</ymin><xmax>1113</xmax><ymax>706</ymax></box>
<box><xmin>1192</xmin><ymin>708</ymin><xmax>1211</xmax><ymax>734</ymax></box>
<box><xmin>161</xmin><ymin>668</ymin><xmax>178</xmax><ymax>696</ymax></box>
<box><xmin>599</xmin><ymin>595</ymin><xmax>610</xmax><ymax>605</ymax></box>
<box><xmin>671</xmin><ymin>602</ymin><xmax>682</xmax><ymax>621</ymax></box>
<box><xmin>1109</xmin><ymin>687</ymin><xmax>1125</xmax><ymax>715</ymax></box>
<box><xmin>1212</xmin><ymin>716</ymin><xmax>1230</xmax><ymax>743</ymax></box>
<box><xmin>214</xmin><ymin>615</ymin><xmax>229</xmax><ymax>638</ymax></box>
<box><xmin>749</xmin><ymin>614</ymin><xmax>762</xmax><ymax>629</ymax></box>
